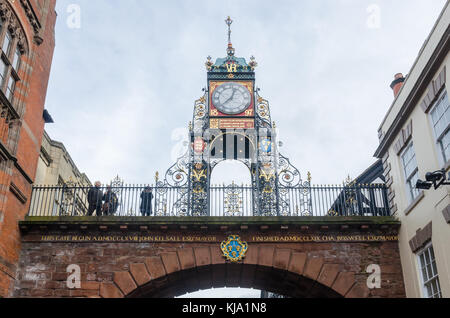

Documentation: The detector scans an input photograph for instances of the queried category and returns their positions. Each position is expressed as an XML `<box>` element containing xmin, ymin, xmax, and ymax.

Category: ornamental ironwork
<box><xmin>25</xmin><ymin>17</ymin><xmax>391</xmax><ymax>219</ymax></box>
<box><xmin>27</xmin><ymin>183</ymin><xmax>390</xmax><ymax>217</ymax></box>
<box><xmin>104</xmin><ymin>17</ymin><xmax>324</xmax><ymax>218</ymax></box>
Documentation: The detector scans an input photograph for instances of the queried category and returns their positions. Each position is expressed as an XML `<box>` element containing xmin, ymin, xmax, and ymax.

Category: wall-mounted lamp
<box><xmin>416</xmin><ymin>169</ymin><xmax>450</xmax><ymax>190</ymax></box>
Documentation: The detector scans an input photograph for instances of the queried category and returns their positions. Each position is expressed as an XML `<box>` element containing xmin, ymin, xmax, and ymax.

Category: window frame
<box><xmin>12</xmin><ymin>46</ymin><xmax>21</xmax><ymax>73</ymax></box>
<box><xmin>0</xmin><ymin>55</ymin><xmax>7</xmax><ymax>85</ymax></box>
<box><xmin>5</xmin><ymin>71</ymin><xmax>16</xmax><ymax>102</ymax></box>
<box><xmin>1</xmin><ymin>29</ymin><xmax>11</xmax><ymax>57</ymax></box>
<box><xmin>429</xmin><ymin>89</ymin><xmax>450</xmax><ymax>165</ymax></box>
<box><xmin>400</xmin><ymin>142</ymin><xmax>420</xmax><ymax>203</ymax></box>
<box><xmin>417</xmin><ymin>243</ymin><xmax>442</xmax><ymax>298</ymax></box>
<box><xmin>0</xmin><ymin>18</ymin><xmax>24</xmax><ymax>107</ymax></box>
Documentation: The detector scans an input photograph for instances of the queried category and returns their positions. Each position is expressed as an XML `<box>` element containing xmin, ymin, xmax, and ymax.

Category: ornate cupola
<box><xmin>206</xmin><ymin>16</ymin><xmax>256</xmax><ymax>82</ymax></box>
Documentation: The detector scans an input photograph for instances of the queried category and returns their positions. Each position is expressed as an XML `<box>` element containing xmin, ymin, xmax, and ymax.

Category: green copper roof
<box><xmin>209</xmin><ymin>56</ymin><xmax>253</xmax><ymax>74</ymax></box>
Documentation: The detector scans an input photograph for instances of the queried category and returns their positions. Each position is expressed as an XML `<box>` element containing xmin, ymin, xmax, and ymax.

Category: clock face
<box><xmin>212</xmin><ymin>82</ymin><xmax>252</xmax><ymax>115</ymax></box>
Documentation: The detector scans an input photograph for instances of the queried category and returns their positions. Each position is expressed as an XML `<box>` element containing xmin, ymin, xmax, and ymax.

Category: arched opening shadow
<box><xmin>127</xmin><ymin>263</ymin><xmax>343</xmax><ymax>298</ymax></box>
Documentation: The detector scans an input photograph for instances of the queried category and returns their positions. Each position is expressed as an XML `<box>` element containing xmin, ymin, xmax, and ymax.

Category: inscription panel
<box><xmin>24</xmin><ymin>234</ymin><xmax>399</xmax><ymax>243</ymax></box>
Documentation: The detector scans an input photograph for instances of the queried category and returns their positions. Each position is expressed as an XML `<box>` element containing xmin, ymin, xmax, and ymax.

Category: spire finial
<box><xmin>225</xmin><ymin>16</ymin><xmax>233</xmax><ymax>45</ymax></box>
<box><xmin>225</xmin><ymin>16</ymin><xmax>235</xmax><ymax>57</ymax></box>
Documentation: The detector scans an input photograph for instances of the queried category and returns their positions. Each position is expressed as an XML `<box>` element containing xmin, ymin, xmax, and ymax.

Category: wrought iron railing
<box><xmin>27</xmin><ymin>183</ymin><xmax>390</xmax><ymax>217</ymax></box>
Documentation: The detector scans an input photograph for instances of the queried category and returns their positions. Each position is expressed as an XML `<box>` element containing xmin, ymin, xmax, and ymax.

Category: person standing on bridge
<box><xmin>103</xmin><ymin>186</ymin><xmax>118</xmax><ymax>216</ymax></box>
<box><xmin>140</xmin><ymin>187</ymin><xmax>154</xmax><ymax>216</ymax></box>
<box><xmin>87</xmin><ymin>181</ymin><xmax>104</xmax><ymax>216</ymax></box>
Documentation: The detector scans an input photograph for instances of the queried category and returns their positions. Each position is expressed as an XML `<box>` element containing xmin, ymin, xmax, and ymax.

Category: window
<box><xmin>12</xmin><ymin>47</ymin><xmax>20</xmax><ymax>71</ymax></box>
<box><xmin>0</xmin><ymin>57</ymin><xmax>6</xmax><ymax>84</ymax></box>
<box><xmin>417</xmin><ymin>244</ymin><xmax>442</xmax><ymax>298</ymax></box>
<box><xmin>5</xmin><ymin>74</ymin><xmax>15</xmax><ymax>101</ymax></box>
<box><xmin>0</xmin><ymin>15</ymin><xmax>25</xmax><ymax>111</ymax></box>
<box><xmin>2</xmin><ymin>30</ymin><xmax>11</xmax><ymax>56</ymax></box>
<box><xmin>401</xmin><ymin>142</ymin><xmax>420</xmax><ymax>202</ymax></box>
<box><xmin>430</xmin><ymin>90</ymin><xmax>450</xmax><ymax>163</ymax></box>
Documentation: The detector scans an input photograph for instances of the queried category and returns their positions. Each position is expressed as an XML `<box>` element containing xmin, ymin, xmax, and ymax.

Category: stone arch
<box><xmin>98</xmin><ymin>247</ymin><xmax>370</xmax><ymax>298</ymax></box>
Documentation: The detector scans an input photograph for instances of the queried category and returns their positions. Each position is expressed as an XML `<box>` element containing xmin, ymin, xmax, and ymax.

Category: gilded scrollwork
<box><xmin>190</xmin><ymin>162</ymin><xmax>208</xmax><ymax>216</ymax></box>
<box><xmin>255</xmin><ymin>92</ymin><xmax>272</xmax><ymax>127</ymax></box>
<box><xmin>277</xmin><ymin>154</ymin><xmax>301</xmax><ymax>188</ymax></box>
<box><xmin>163</xmin><ymin>152</ymin><xmax>190</xmax><ymax>187</ymax></box>
<box><xmin>193</xmin><ymin>92</ymin><xmax>208</xmax><ymax>133</ymax></box>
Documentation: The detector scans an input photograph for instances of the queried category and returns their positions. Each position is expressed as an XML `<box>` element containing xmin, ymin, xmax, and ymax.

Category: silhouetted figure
<box><xmin>103</xmin><ymin>186</ymin><xmax>118</xmax><ymax>216</ymax></box>
<box><xmin>140</xmin><ymin>187</ymin><xmax>154</xmax><ymax>216</ymax></box>
<box><xmin>87</xmin><ymin>181</ymin><xmax>103</xmax><ymax>216</ymax></box>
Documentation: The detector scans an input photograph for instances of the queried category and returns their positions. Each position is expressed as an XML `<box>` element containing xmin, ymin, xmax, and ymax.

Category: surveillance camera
<box><xmin>416</xmin><ymin>180</ymin><xmax>432</xmax><ymax>190</ymax></box>
<box><xmin>425</xmin><ymin>170</ymin><xmax>445</xmax><ymax>182</ymax></box>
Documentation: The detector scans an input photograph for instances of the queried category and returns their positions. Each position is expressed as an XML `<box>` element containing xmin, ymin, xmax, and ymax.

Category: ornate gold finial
<box><xmin>249</xmin><ymin>56</ymin><xmax>258</xmax><ymax>70</ymax></box>
<box><xmin>205</xmin><ymin>55</ymin><xmax>213</xmax><ymax>71</ymax></box>
<box><xmin>155</xmin><ymin>171</ymin><xmax>159</xmax><ymax>183</ymax></box>
<box><xmin>188</xmin><ymin>121</ymin><xmax>192</xmax><ymax>130</ymax></box>
<box><xmin>307</xmin><ymin>171</ymin><xmax>312</xmax><ymax>183</ymax></box>
<box><xmin>272</xmin><ymin>121</ymin><xmax>276</xmax><ymax>128</ymax></box>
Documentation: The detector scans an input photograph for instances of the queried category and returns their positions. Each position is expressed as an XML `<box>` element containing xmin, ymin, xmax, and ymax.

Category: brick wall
<box><xmin>14</xmin><ymin>224</ymin><xmax>407</xmax><ymax>298</ymax></box>
<box><xmin>0</xmin><ymin>0</ymin><xmax>57</xmax><ymax>297</ymax></box>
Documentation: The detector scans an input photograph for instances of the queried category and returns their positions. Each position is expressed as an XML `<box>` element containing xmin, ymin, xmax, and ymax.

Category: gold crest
<box><xmin>221</xmin><ymin>235</ymin><xmax>248</xmax><ymax>263</ymax></box>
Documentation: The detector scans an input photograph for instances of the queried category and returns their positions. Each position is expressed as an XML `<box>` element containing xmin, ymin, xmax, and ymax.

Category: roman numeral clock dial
<box><xmin>212</xmin><ymin>82</ymin><xmax>252</xmax><ymax>115</ymax></box>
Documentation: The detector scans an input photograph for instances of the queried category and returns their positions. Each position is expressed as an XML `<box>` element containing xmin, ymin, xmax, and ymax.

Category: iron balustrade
<box><xmin>27</xmin><ymin>183</ymin><xmax>390</xmax><ymax>217</ymax></box>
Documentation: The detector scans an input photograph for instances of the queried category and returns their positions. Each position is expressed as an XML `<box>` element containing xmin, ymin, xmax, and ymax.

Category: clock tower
<box><xmin>158</xmin><ymin>17</ymin><xmax>309</xmax><ymax>217</ymax></box>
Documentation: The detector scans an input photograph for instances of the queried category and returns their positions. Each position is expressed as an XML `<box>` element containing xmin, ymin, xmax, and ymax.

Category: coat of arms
<box><xmin>221</xmin><ymin>235</ymin><xmax>248</xmax><ymax>262</ymax></box>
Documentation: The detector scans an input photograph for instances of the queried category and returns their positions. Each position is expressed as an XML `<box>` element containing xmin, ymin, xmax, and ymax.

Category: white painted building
<box><xmin>374</xmin><ymin>1</ymin><xmax>450</xmax><ymax>298</ymax></box>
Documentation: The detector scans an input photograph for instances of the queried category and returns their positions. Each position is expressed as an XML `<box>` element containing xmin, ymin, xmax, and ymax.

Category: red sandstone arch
<box><xmin>97</xmin><ymin>247</ymin><xmax>370</xmax><ymax>298</ymax></box>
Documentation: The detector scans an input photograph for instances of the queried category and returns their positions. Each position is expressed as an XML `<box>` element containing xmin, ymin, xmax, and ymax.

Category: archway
<box><xmin>17</xmin><ymin>224</ymin><xmax>405</xmax><ymax>298</ymax></box>
<box><xmin>209</xmin><ymin>160</ymin><xmax>253</xmax><ymax>216</ymax></box>
<box><xmin>126</xmin><ymin>263</ymin><xmax>343</xmax><ymax>298</ymax></box>
<box><xmin>208</xmin><ymin>131</ymin><xmax>257</xmax><ymax>162</ymax></box>
<box><xmin>210</xmin><ymin>160</ymin><xmax>252</xmax><ymax>186</ymax></box>
<box><xmin>99</xmin><ymin>247</ymin><xmax>374</xmax><ymax>299</ymax></box>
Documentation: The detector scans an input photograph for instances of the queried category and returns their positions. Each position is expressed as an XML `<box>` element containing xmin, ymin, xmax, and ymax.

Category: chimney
<box><xmin>390</xmin><ymin>73</ymin><xmax>405</xmax><ymax>98</ymax></box>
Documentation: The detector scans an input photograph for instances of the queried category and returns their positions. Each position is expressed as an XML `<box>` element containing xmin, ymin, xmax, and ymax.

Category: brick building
<box><xmin>0</xmin><ymin>0</ymin><xmax>56</xmax><ymax>297</ymax></box>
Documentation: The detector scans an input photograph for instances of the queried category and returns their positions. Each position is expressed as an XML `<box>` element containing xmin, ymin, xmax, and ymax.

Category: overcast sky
<box><xmin>45</xmin><ymin>0</ymin><xmax>447</xmax><ymax>187</ymax></box>
<box><xmin>43</xmin><ymin>0</ymin><xmax>447</xmax><ymax>297</ymax></box>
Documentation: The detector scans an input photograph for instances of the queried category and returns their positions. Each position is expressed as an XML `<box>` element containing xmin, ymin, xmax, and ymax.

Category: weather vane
<box><xmin>225</xmin><ymin>16</ymin><xmax>233</xmax><ymax>45</ymax></box>
<box><xmin>225</xmin><ymin>16</ymin><xmax>235</xmax><ymax>57</ymax></box>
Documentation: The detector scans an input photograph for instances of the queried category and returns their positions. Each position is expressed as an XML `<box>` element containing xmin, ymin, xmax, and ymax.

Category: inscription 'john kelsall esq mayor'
<box><xmin>34</xmin><ymin>234</ymin><xmax>399</xmax><ymax>243</ymax></box>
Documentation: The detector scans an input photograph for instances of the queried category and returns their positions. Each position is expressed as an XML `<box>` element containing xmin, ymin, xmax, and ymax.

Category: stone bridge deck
<box><xmin>14</xmin><ymin>216</ymin><xmax>406</xmax><ymax>298</ymax></box>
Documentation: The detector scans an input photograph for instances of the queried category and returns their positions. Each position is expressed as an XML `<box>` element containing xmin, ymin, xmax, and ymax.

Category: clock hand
<box><xmin>224</xmin><ymin>89</ymin><xmax>237</xmax><ymax>105</ymax></box>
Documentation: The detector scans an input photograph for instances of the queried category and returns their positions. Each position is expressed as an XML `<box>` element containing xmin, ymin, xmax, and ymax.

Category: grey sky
<box><xmin>45</xmin><ymin>0</ymin><xmax>446</xmax><ymax>187</ymax></box>
<box><xmin>43</xmin><ymin>0</ymin><xmax>447</xmax><ymax>297</ymax></box>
